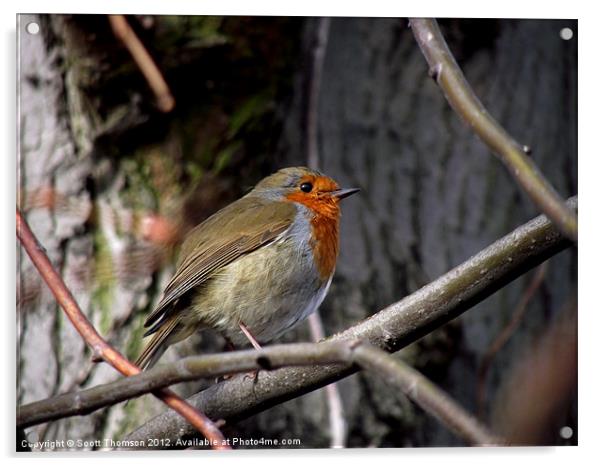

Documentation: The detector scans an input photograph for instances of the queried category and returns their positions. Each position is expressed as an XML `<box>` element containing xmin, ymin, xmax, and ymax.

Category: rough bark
<box><xmin>272</xmin><ymin>18</ymin><xmax>577</xmax><ymax>447</ymax></box>
<box><xmin>17</xmin><ymin>13</ymin><xmax>304</xmax><ymax>448</ymax></box>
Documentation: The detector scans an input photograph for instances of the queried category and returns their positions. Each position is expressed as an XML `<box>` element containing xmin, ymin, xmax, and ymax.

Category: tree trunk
<box><xmin>270</xmin><ymin>17</ymin><xmax>577</xmax><ymax>447</ymax></box>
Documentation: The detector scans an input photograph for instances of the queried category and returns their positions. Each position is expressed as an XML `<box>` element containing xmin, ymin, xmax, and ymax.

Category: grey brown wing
<box><xmin>143</xmin><ymin>199</ymin><xmax>295</xmax><ymax>334</ymax></box>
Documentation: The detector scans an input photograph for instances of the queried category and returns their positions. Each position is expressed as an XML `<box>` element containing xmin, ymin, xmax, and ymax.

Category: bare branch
<box><xmin>409</xmin><ymin>18</ymin><xmax>577</xmax><ymax>242</ymax></box>
<box><xmin>18</xmin><ymin>341</ymin><xmax>358</xmax><ymax>429</ymax></box>
<box><xmin>306</xmin><ymin>17</ymin><xmax>331</xmax><ymax>169</ymax></box>
<box><xmin>352</xmin><ymin>345</ymin><xmax>502</xmax><ymax>446</ymax></box>
<box><xmin>124</xmin><ymin>197</ymin><xmax>576</xmax><ymax>446</ymax></box>
<box><xmin>476</xmin><ymin>263</ymin><xmax>548</xmax><ymax>418</ymax></box>
<box><xmin>305</xmin><ymin>17</ymin><xmax>347</xmax><ymax>448</ymax></box>
<box><xmin>16</xmin><ymin>209</ymin><xmax>228</xmax><ymax>449</ymax></box>
<box><xmin>108</xmin><ymin>15</ymin><xmax>175</xmax><ymax>113</ymax></box>
<box><xmin>19</xmin><ymin>340</ymin><xmax>501</xmax><ymax>446</ymax></box>
<box><xmin>308</xmin><ymin>311</ymin><xmax>347</xmax><ymax>448</ymax></box>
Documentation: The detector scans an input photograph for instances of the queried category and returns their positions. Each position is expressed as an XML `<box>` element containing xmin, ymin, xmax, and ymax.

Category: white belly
<box><xmin>190</xmin><ymin>234</ymin><xmax>334</xmax><ymax>347</ymax></box>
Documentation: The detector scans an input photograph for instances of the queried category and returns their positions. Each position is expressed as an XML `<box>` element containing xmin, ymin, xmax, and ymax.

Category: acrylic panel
<box><xmin>17</xmin><ymin>14</ymin><xmax>577</xmax><ymax>451</ymax></box>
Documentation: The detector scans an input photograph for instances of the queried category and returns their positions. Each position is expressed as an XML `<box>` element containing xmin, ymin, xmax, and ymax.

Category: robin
<box><xmin>135</xmin><ymin>166</ymin><xmax>359</xmax><ymax>369</ymax></box>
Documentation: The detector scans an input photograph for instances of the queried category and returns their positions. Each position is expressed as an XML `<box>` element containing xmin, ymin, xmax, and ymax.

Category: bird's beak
<box><xmin>332</xmin><ymin>187</ymin><xmax>360</xmax><ymax>200</ymax></box>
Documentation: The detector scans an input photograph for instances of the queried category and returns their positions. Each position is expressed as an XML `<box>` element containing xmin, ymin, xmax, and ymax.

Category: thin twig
<box><xmin>108</xmin><ymin>15</ymin><xmax>175</xmax><ymax>113</ymax></box>
<box><xmin>409</xmin><ymin>18</ymin><xmax>577</xmax><ymax>242</ymax></box>
<box><xmin>305</xmin><ymin>16</ymin><xmax>347</xmax><ymax>448</ymax></box>
<box><xmin>16</xmin><ymin>209</ymin><xmax>229</xmax><ymax>450</ymax></box>
<box><xmin>476</xmin><ymin>263</ymin><xmax>548</xmax><ymax>419</ymax></box>
<box><xmin>18</xmin><ymin>340</ymin><xmax>502</xmax><ymax>446</ymax></box>
<box><xmin>352</xmin><ymin>345</ymin><xmax>502</xmax><ymax>446</ymax></box>
<box><xmin>306</xmin><ymin>17</ymin><xmax>331</xmax><ymax>169</ymax></box>
<box><xmin>123</xmin><ymin>197</ymin><xmax>576</xmax><ymax>446</ymax></box>
<box><xmin>307</xmin><ymin>313</ymin><xmax>348</xmax><ymax>448</ymax></box>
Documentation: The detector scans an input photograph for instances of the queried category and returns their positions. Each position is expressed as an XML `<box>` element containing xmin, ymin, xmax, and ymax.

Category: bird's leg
<box><xmin>239</xmin><ymin>321</ymin><xmax>262</xmax><ymax>381</ymax></box>
<box><xmin>217</xmin><ymin>325</ymin><xmax>262</xmax><ymax>382</ymax></box>
<box><xmin>239</xmin><ymin>321</ymin><xmax>262</xmax><ymax>350</ymax></box>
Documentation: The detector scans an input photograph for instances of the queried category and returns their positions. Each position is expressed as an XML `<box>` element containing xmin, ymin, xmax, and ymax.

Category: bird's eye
<box><xmin>300</xmin><ymin>182</ymin><xmax>313</xmax><ymax>193</ymax></box>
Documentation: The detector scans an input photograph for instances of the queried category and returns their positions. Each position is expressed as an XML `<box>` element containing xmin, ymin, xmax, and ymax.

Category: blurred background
<box><xmin>17</xmin><ymin>15</ymin><xmax>577</xmax><ymax>448</ymax></box>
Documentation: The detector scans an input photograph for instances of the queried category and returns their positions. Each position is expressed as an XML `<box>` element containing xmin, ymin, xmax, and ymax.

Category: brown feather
<box><xmin>135</xmin><ymin>315</ymin><xmax>183</xmax><ymax>370</ymax></box>
<box><xmin>144</xmin><ymin>196</ymin><xmax>296</xmax><ymax>331</ymax></box>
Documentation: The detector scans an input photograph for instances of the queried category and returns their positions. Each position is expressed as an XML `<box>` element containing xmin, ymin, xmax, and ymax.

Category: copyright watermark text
<box><xmin>21</xmin><ymin>436</ymin><xmax>302</xmax><ymax>451</ymax></box>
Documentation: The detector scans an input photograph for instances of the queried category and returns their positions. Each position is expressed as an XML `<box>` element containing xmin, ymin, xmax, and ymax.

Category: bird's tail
<box><xmin>134</xmin><ymin>315</ymin><xmax>189</xmax><ymax>370</ymax></box>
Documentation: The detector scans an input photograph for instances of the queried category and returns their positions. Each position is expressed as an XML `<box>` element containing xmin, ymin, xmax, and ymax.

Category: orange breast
<box><xmin>286</xmin><ymin>191</ymin><xmax>340</xmax><ymax>281</ymax></box>
<box><xmin>310</xmin><ymin>213</ymin><xmax>339</xmax><ymax>280</ymax></box>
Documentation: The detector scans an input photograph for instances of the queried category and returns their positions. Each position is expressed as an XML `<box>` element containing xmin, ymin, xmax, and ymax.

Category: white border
<box><xmin>3</xmin><ymin>1</ymin><xmax>598</xmax><ymax>465</ymax></box>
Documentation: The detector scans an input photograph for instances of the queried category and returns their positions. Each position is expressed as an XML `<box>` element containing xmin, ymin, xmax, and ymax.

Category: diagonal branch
<box><xmin>124</xmin><ymin>197</ymin><xmax>576</xmax><ymax>446</ymax></box>
<box><xmin>17</xmin><ymin>341</ymin><xmax>357</xmax><ymax>429</ymax></box>
<box><xmin>16</xmin><ymin>209</ymin><xmax>229</xmax><ymax>450</ymax></box>
<box><xmin>108</xmin><ymin>15</ymin><xmax>175</xmax><ymax>113</ymax></box>
<box><xmin>18</xmin><ymin>341</ymin><xmax>502</xmax><ymax>446</ymax></box>
<box><xmin>409</xmin><ymin>18</ymin><xmax>577</xmax><ymax>242</ymax></box>
<box><xmin>476</xmin><ymin>262</ymin><xmax>548</xmax><ymax>419</ymax></box>
<box><xmin>352</xmin><ymin>345</ymin><xmax>502</xmax><ymax>446</ymax></box>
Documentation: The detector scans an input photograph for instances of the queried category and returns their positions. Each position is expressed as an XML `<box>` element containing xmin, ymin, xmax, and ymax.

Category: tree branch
<box><xmin>19</xmin><ymin>340</ymin><xmax>501</xmax><ymax>446</ymax></box>
<box><xmin>409</xmin><ymin>18</ymin><xmax>577</xmax><ymax>242</ymax></box>
<box><xmin>308</xmin><ymin>311</ymin><xmax>347</xmax><ymax>448</ymax></box>
<box><xmin>124</xmin><ymin>197</ymin><xmax>576</xmax><ymax>446</ymax></box>
<box><xmin>108</xmin><ymin>15</ymin><xmax>175</xmax><ymax>113</ymax></box>
<box><xmin>17</xmin><ymin>341</ymin><xmax>357</xmax><ymax>429</ymax></box>
<box><xmin>352</xmin><ymin>345</ymin><xmax>501</xmax><ymax>446</ymax></box>
<box><xmin>306</xmin><ymin>16</ymin><xmax>330</xmax><ymax>170</ymax></box>
<box><xmin>16</xmin><ymin>209</ymin><xmax>229</xmax><ymax>450</ymax></box>
<box><xmin>476</xmin><ymin>262</ymin><xmax>548</xmax><ymax>419</ymax></box>
<box><xmin>305</xmin><ymin>16</ymin><xmax>347</xmax><ymax>448</ymax></box>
